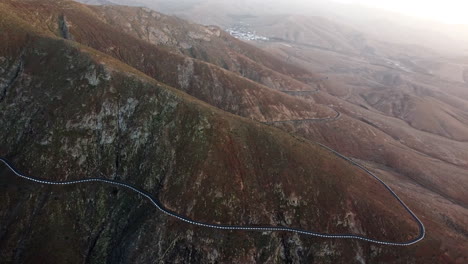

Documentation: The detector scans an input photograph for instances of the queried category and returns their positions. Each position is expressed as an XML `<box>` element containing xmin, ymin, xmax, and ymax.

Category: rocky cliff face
<box><xmin>0</xmin><ymin>23</ymin><xmax>417</xmax><ymax>263</ymax></box>
<box><xmin>5</xmin><ymin>0</ymin><xmax>335</xmax><ymax>125</ymax></box>
<box><xmin>0</xmin><ymin>0</ymin><xmax>464</xmax><ymax>263</ymax></box>
<box><xmin>33</xmin><ymin>3</ymin><xmax>325</xmax><ymax>101</ymax></box>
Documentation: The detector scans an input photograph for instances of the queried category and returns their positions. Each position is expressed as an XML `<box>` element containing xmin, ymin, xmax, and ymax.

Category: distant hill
<box><xmin>133</xmin><ymin>0</ymin><xmax>468</xmax><ymax>56</ymax></box>
<box><xmin>1</xmin><ymin>0</ymin><xmax>467</xmax><ymax>263</ymax></box>
<box><xmin>74</xmin><ymin>0</ymin><xmax>115</xmax><ymax>5</ymax></box>
<box><xmin>74</xmin><ymin>0</ymin><xmax>144</xmax><ymax>6</ymax></box>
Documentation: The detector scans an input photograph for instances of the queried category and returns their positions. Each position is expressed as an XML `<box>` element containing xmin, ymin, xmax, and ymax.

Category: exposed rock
<box><xmin>0</xmin><ymin>57</ymin><xmax>23</xmax><ymax>102</ymax></box>
<box><xmin>188</xmin><ymin>31</ymin><xmax>211</xmax><ymax>42</ymax></box>
<box><xmin>84</xmin><ymin>65</ymin><xmax>101</xmax><ymax>86</ymax></box>
<box><xmin>148</xmin><ymin>27</ymin><xmax>170</xmax><ymax>45</ymax></box>
<box><xmin>0</xmin><ymin>1</ymin><xmax>464</xmax><ymax>263</ymax></box>
<box><xmin>150</xmin><ymin>11</ymin><xmax>160</xmax><ymax>19</ymax></box>
<box><xmin>179</xmin><ymin>42</ymin><xmax>192</xmax><ymax>50</ymax></box>
<box><xmin>59</xmin><ymin>14</ymin><xmax>73</xmax><ymax>40</ymax></box>
<box><xmin>177</xmin><ymin>58</ymin><xmax>194</xmax><ymax>90</ymax></box>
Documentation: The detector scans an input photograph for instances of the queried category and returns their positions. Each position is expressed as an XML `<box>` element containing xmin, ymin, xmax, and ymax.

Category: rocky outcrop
<box><xmin>1</xmin><ymin>1</ymin><xmax>464</xmax><ymax>263</ymax></box>
<box><xmin>0</xmin><ymin>9</ymin><xmax>426</xmax><ymax>263</ymax></box>
<box><xmin>59</xmin><ymin>14</ymin><xmax>73</xmax><ymax>40</ymax></box>
<box><xmin>87</xmin><ymin>5</ymin><xmax>321</xmax><ymax>95</ymax></box>
<box><xmin>0</xmin><ymin>57</ymin><xmax>23</xmax><ymax>102</ymax></box>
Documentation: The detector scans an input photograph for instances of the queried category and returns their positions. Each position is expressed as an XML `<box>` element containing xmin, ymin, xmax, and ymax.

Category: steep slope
<box><xmin>241</xmin><ymin>16</ymin><xmax>468</xmax><ymax>259</ymax></box>
<box><xmin>4</xmin><ymin>0</ymin><xmax>333</xmax><ymax>124</ymax></box>
<box><xmin>253</xmin><ymin>20</ymin><xmax>468</xmax><ymax>142</ymax></box>
<box><xmin>238</xmin><ymin>15</ymin><xmax>369</xmax><ymax>55</ymax></box>
<box><xmin>257</xmin><ymin>33</ymin><xmax>468</xmax><ymax>183</ymax></box>
<box><xmin>0</xmin><ymin>3</ymin><xmax>429</xmax><ymax>263</ymax></box>
<box><xmin>363</xmin><ymin>89</ymin><xmax>468</xmax><ymax>141</ymax></box>
<box><xmin>84</xmin><ymin>5</ymin><xmax>324</xmax><ymax>92</ymax></box>
<box><xmin>77</xmin><ymin>0</ymin><xmax>115</xmax><ymax>5</ymax></box>
<box><xmin>92</xmin><ymin>2</ymin><xmax>468</xmax><ymax>261</ymax></box>
<box><xmin>268</xmin><ymin>91</ymin><xmax>468</xmax><ymax>258</ymax></box>
<box><xmin>138</xmin><ymin>0</ymin><xmax>468</xmax><ymax>56</ymax></box>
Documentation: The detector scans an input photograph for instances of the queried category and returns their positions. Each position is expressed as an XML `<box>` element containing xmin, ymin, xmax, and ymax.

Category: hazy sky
<box><xmin>332</xmin><ymin>0</ymin><xmax>468</xmax><ymax>24</ymax></box>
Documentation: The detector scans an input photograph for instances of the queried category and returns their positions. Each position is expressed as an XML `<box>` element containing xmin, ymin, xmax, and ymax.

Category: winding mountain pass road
<box><xmin>279</xmin><ymin>76</ymin><xmax>328</xmax><ymax>96</ymax></box>
<box><xmin>0</xmin><ymin>147</ymin><xmax>425</xmax><ymax>246</ymax></box>
<box><xmin>279</xmin><ymin>89</ymin><xmax>320</xmax><ymax>96</ymax></box>
<box><xmin>268</xmin><ymin>80</ymin><xmax>343</xmax><ymax>124</ymax></box>
<box><xmin>263</xmin><ymin>106</ymin><xmax>341</xmax><ymax>125</ymax></box>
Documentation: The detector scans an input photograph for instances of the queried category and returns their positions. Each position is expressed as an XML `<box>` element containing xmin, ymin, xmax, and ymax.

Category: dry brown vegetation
<box><xmin>0</xmin><ymin>0</ymin><xmax>467</xmax><ymax>263</ymax></box>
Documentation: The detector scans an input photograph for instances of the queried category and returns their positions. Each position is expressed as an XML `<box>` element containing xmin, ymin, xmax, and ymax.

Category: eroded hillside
<box><xmin>0</xmin><ymin>0</ymin><xmax>466</xmax><ymax>263</ymax></box>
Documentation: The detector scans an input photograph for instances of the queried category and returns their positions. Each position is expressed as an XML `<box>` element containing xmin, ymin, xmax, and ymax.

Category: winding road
<box><xmin>266</xmin><ymin>78</ymin><xmax>342</xmax><ymax>124</ymax></box>
<box><xmin>0</xmin><ymin>72</ymin><xmax>425</xmax><ymax>247</ymax></box>
<box><xmin>279</xmin><ymin>90</ymin><xmax>320</xmax><ymax>96</ymax></box>
<box><xmin>263</xmin><ymin>107</ymin><xmax>341</xmax><ymax>125</ymax></box>
<box><xmin>0</xmin><ymin>145</ymin><xmax>425</xmax><ymax>246</ymax></box>
<box><xmin>278</xmin><ymin>76</ymin><xmax>328</xmax><ymax>96</ymax></box>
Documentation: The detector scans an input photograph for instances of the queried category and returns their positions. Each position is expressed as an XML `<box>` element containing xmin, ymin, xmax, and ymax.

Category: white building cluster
<box><xmin>226</xmin><ymin>26</ymin><xmax>269</xmax><ymax>41</ymax></box>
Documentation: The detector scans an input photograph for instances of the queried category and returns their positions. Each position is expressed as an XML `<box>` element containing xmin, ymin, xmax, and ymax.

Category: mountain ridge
<box><xmin>0</xmin><ymin>0</ymin><xmax>466</xmax><ymax>263</ymax></box>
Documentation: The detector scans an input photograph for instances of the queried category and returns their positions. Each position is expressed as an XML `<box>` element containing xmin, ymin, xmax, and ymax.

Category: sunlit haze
<box><xmin>333</xmin><ymin>0</ymin><xmax>468</xmax><ymax>24</ymax></box>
